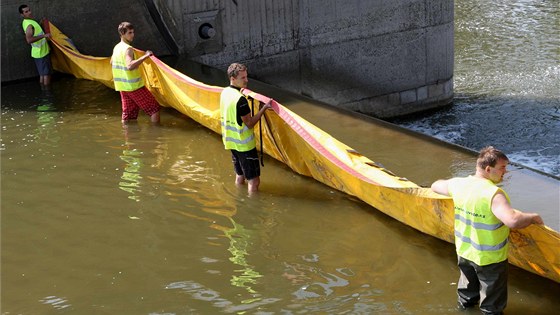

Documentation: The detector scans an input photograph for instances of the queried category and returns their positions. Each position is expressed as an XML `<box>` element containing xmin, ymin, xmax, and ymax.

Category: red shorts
<box><xmin>120</xmin><ymin>86</ymin><xmax>160</xmax><ymax>120</ymax></box>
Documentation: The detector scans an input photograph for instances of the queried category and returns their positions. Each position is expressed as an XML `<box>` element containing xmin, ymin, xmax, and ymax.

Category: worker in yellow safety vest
<box><xmin>111</xmin><ymin>21</ymin><xmax>160</xmax><ymax>125</ymax></box>
<box><xmin>19</xmin><ymin>4</ymin><xmax>52</xmax><ymax>89</ymax></box>
<box><xmin>220</xmin><ymin>63</ymin><xmax>271</xmax><ymax>193</ymax></box>
<box><xmin>431</xmin><ymin>146</ymin><xmax>543</xmax><ymax>315</ymax></box>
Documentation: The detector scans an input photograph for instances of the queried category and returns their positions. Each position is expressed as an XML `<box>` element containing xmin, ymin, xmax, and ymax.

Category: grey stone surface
<box><xmin>2</xmin><ymin>0</ymin><xmax>454</xmax><ymax>117</ymax></box>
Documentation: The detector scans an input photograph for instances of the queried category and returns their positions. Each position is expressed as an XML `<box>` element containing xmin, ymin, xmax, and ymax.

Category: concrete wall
<box><xmin>1</xmin><ymin>0</ymin><xmax>171</xmax><ymax>83</ymax></box>
<box><xmin>180</xmin><ymin>0</ymin><xmax>454</xmax><ymax>118</ymax></box>
<box><xmin>1</xmin><ymin>0</ymin><xmax>454</xmax><ymax>118</ymax></box>
<box><xmin>185</xmin><ymin>0</ymin><xmax>454</xmax><ymax>118</ymax></box>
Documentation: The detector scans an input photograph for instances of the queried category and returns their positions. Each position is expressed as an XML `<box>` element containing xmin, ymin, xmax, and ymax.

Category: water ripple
<box><xmin>39</xmin><ymin>295</ymin><xmax>72</xmax><ymax>310</ymax></box>
<box><xmin>164</xmin><ymin>280</ymin><xmax>281</xmax><ymax>313</ymax></box>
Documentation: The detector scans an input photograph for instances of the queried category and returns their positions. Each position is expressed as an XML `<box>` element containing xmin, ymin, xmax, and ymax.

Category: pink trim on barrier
<box><xmin>149</xmin><ymin>57</ymin><xmax>223</xmax><ymax>93</ymax></box>
<box><xmin>241</xmin><ymin>89</ymin><xmax>380</xmax><ymax>186</ymax></box>
<box><xmin>50</xmin><ymin>38</ymin><xmax>102</xmax><ymax>61</ymax></box>
<box><xmin>47</xmin><ymin>23</ymin><xmax>102</xmax><ymax>61</ymax></box>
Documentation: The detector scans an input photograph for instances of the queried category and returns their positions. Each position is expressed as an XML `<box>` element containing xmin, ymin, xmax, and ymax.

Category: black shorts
<box><xmin>231</xmin><ymin>148</ymin><xmax>260</xmax><ymax>180</ymax></box>
<box><xmin>34</xmin><ymin>54</ymin><xmax>52</xmax><ymax>76</ymax></box>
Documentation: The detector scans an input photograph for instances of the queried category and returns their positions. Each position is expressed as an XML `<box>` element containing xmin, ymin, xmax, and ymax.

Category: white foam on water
<box><xmin>508</xmin><ymin>150</ymin><xmax>560</xmax><ymax>178</ymax></box>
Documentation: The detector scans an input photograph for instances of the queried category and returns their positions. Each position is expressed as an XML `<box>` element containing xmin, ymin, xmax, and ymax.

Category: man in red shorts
<box><xmin>111</xmin><ymin>21</ymin><xmax>160</xmax><ymax>125</ymax></box>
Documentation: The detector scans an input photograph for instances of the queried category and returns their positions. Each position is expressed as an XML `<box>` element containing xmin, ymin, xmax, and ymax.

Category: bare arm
<box><xmin>25</xmin><ymin>25</ymin><xmax>50</xmax><ymax>44</ymax></box>
<box><xmin>430</xmin><ymin>179</ymin><xmax>450</xmax><ymax>196</ymax></box>
<box><xmin>125</xmin><ymin>47</ymin><xmax>153</xmax><ymax>70</ymax></box>
<box><xmin>491</xmin><ymin>192</ymin><xmax>543</xmax><ymax>229</ymax></box>
<box><xmin>241</xmin><ymin>101</ymin><xmax>272</xmax><ymax>129</ymax></box>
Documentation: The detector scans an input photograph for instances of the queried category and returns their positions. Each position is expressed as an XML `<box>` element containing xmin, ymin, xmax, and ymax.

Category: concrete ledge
<box><xmin>342</xmin><ymin>78</ymin><xmax>454</xmax><ymax>118</ymax></box>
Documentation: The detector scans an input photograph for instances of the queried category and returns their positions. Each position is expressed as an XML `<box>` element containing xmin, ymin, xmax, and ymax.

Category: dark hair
<box><xmin>227</xmin><ymin>63</ymin><xmax>247</xmax><ymax>79</ymax></box>
<box><xmin>18</xmin><ymin>4</ymin><xmax>28</xmax><ymax>14</ymax></box>
<box><xmin>477</xmin><ymin>146</ymin><xmax>509</xmax><ymax>169</ymax></box>
<box><xmin>118</xmin><ymin>22</ymin><xmax>134</xmax><ymax>36</ymax></box>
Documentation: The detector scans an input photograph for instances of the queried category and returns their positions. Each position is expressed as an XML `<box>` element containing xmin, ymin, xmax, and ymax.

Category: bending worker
<box><xmin>220</xmin><ymin>63</ymin><xmax>271</xmax><ymax>193</ymax></box>
<box><xmin>431</xmin><ymin>146</ymin><xmax>543</xmax><ymax>315</ymax></box>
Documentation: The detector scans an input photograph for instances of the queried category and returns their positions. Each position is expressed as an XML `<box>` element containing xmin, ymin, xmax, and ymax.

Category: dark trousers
<box><xmin>457</xmin><ymin>256</ymin><xmax>508</xmax><ymax>315</ymax></box>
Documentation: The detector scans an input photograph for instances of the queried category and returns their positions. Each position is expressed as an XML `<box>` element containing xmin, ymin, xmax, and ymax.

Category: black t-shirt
<box><xmin>230</xmin><ymin>85</ymin><xmax>250</xmax><ymax>126</ymax></box>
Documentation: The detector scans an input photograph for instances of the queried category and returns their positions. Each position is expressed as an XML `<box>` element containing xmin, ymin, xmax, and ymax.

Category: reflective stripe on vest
<box><xmin>111</xmin><ymin>42</ymin><xmax>144</xmax><ymax>91</ymax></box>
<box><xmin>22</xmin><ymin>19</ymin><xmax>49</xmax><ymax>58</ymax></box>
<box><xmin>449</xmin><ymin>176</ymin><xmax>510</xmax><ymax>266</ymax></box>
<box><xmin>220</xmin><ymin>87</ymin><xmax>255</xmax><ymax>152</ymax></box>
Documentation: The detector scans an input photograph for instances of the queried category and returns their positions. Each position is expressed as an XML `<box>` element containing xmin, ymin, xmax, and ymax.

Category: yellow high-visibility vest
<box><xmin>111</xmin><ymin>42</ymin><xmax>144</xmax><ymax>91</ymax></box>
<box><xmin>220</xmin><ymin>87</ymin><xmax>255</xmax><ymax>152</ymax></box>
<box><xmin>449</xmin><ymin>176</ymin><xmax>510</xmax><ymax>266</ymax></box>
<box><xmin>22</xmin><ymin>19</ymin><xmax>49</xmax><ymax>58</ymax></box>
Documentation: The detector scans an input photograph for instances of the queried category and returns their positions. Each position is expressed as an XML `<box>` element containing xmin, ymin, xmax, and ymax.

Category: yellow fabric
<box><xmin>22</xmin><ymin>19</ymin><xmax>49</xmax><ymax>58</ymax></box>
<box><xmin>111</xmin><ymin>41</ymin><xmax>144</xmax><ymax>91</ymax></box>
<box><xmin>449</xmin><ymin>176</ymin><xmax>510</xmax><ymax>265</ymax></box>
<box><xmin>220</xmin><ymin>86</ymin><xmax>255</xmax><ymax>152</ymax></box>
<box><xmin>46</xmin><ymin>21</ymin><xmax>560</xmax><ymax>283</ymax></box>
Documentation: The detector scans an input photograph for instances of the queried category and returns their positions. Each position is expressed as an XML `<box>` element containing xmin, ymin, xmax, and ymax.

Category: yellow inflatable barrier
<box><xmin>45</xmin><ymin>21</ymin><xmax>559</xmax><ymax>283</ymax></box>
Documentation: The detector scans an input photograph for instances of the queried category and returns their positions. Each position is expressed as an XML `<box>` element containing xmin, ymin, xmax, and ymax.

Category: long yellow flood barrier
<box><xmin>46</xmin><ymin>21</ymin><xmax>559</xmax><ymax>283</ymax></box>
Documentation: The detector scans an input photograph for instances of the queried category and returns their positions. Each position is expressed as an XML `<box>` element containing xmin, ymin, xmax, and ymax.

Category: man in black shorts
<box><xmin>220</xmin><ymin>63</ymin><xmax>271</xmax><ymax>193</ymax></box>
